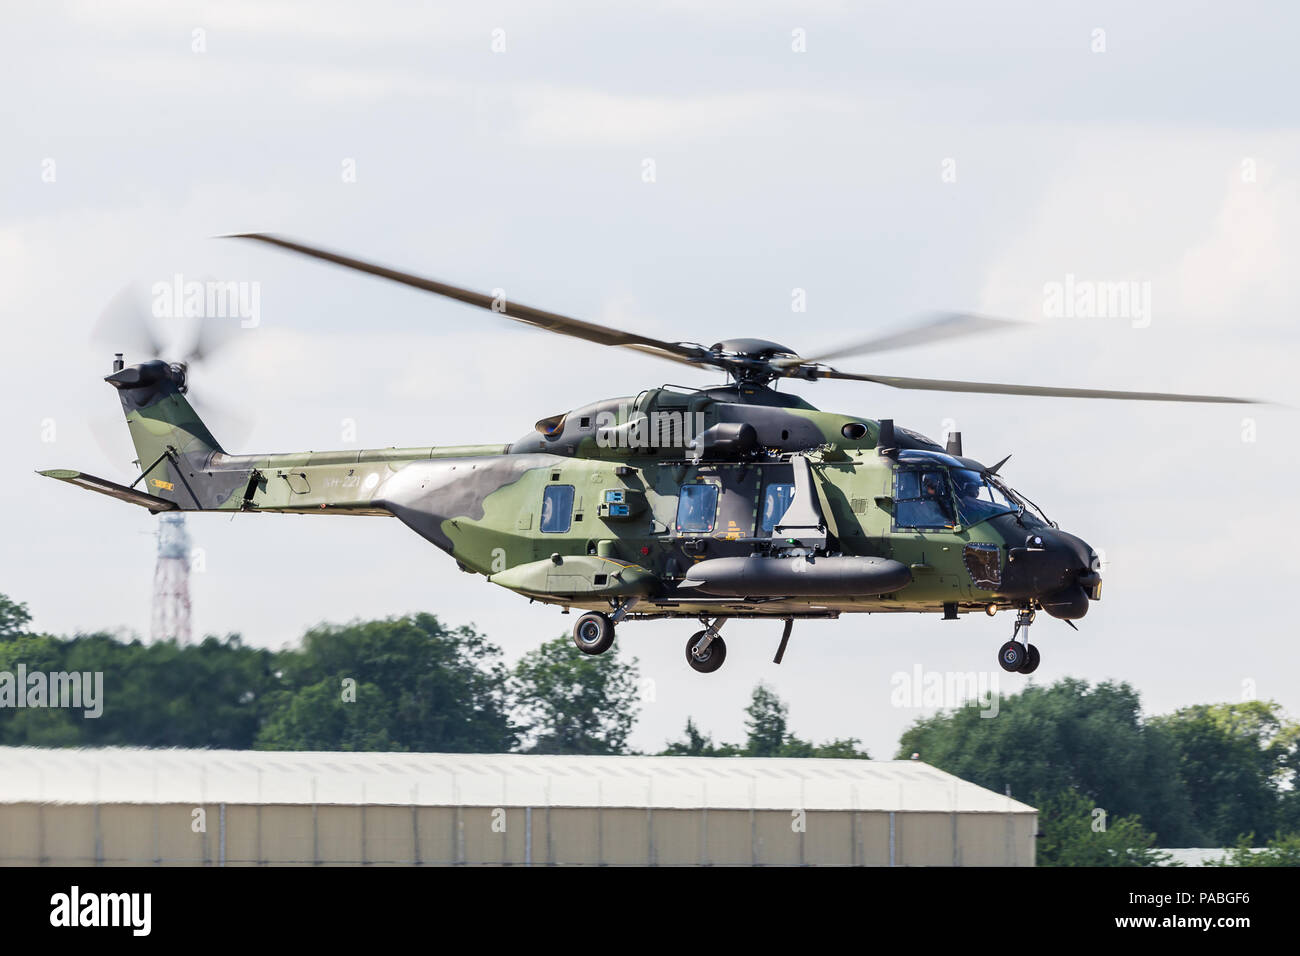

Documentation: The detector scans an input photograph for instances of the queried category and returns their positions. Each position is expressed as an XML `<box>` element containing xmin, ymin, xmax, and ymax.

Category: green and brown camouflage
<box><xmin>41</xmin><ymin>361</ymin><xmax>1102</xmax><ymax>637</ymax></box>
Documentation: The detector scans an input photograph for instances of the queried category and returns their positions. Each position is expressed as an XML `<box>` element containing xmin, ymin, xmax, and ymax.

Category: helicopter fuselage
<box><xmin>183</xmin><ymin>383</ymin><xmax>1101</xmax><ymax>624</ymax></box>
<box><xmin>44</xmin><ymin>369</ymin><xmax>1101</xmax><ymax>673</ymax></box>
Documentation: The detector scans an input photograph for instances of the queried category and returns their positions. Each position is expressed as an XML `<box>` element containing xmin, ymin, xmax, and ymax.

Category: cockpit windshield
<box><xmin>950</xmin><ymin>468</ymin><xmax>1018</xmax><ymax>526</ymax></box>
<box><xmin>894</xmin><ymin>461</ymin><xmax>1052</xmax><ymax>530</ymax></box>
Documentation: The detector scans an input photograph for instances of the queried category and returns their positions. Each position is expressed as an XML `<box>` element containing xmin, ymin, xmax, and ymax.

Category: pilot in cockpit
<box><xmin>921</xmin><ymin>471</ymin><xmax>954</xmax><ymax>524</ymax></box>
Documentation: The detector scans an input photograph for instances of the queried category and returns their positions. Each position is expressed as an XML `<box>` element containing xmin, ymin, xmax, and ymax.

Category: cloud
<box><xmin>978</xmin><ymin>130</ymin><xmax>1300</xmax><ymax>332</ymax></box>
<box><xmin>510</xmin><ymin>86</ymin><xmax>857</xmax><ymax>147</ymax></box>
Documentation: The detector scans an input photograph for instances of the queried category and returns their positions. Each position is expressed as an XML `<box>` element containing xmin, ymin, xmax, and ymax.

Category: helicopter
<box><xmin>41</xmin><ymin>234</ymin><xmax>1261</xmax><ymax>674</ymax></box>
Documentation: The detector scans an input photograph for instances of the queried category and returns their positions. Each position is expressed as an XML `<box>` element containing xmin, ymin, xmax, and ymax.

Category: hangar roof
<box><xmin>0</xmin><ymin>748</ymin><xmax>1035</xmax><ymax>813</ymax></box>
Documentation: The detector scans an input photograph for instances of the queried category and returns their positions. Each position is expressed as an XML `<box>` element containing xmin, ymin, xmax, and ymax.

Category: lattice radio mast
<box><xmin>151</xmin><ymin>512</ymin><xmax>192</xmax><ymax>644</ymax></box>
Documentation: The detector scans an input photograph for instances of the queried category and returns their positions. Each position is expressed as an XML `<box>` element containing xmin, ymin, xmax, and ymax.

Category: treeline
<box><xmin>3</xmin><ymin>592</ymin><xmax>1298</xmax><ymax>864</ymax></box>
<box><xmin>0</xmin><ymin>594</ymin><xmax>628</xmax><ymax>754</ymax></box>
<box><xmin>897</xmin><ymin>678</ymin><xmax>1300</xmax><ymax>863</ymax></box>
<box><xmin>0</xmin><ymin>592</ymin><xmax>866</xmax><ymax>758</ymax></box>
<box><xmin>663</xmin><ymin>684</ymin><xmax>869</xmax><ymax>759</ymax></box>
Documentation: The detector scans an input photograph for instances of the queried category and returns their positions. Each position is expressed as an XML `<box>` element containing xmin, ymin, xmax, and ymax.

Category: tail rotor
<box><xmin>90</xmin><ymin>282</ymin><xmax>253</xmax><ymax>461</ymax></box>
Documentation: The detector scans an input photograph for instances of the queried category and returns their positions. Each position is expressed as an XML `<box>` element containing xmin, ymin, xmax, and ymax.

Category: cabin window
<box><xmin>540</xmin><ymin>484</ymin><xmax>574</xmax><ymax>533</ymax></box>
<box><xmin>894</xmin><ymin>469</ymin><xmax>956</xmax><ymax>529</ymax></box>
<box><xmin>676</xmin><ymin>483</ymin><xmax>718</xmax><ymax>534</ymax></box>
<box><xmin>760</xmin><ymin>482</ymin><xmax>796</xmax><ymax>534</ymax></box>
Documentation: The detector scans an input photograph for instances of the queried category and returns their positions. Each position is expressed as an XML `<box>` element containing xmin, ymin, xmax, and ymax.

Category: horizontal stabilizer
<box><xmin>38</xmin><ymin>469</ymin><xmax>179</xmax><ymax>513</ymax></box>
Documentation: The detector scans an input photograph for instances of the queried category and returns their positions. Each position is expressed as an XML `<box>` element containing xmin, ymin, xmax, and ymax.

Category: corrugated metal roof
<box><xmin>0</xmin><ymin>747</ymin><xmax>1036</xmax><ymax>813</ymax></box>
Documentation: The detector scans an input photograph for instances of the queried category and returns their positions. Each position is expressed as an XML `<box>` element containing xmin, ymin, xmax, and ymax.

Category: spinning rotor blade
<box><xmin>225</xmin><ymin>235</ymin><xmax>1264</xmax><ymax>402</ymax></box>
<box><xmin>226</xmin><ymin>233</ymin><xmax>707</xmax><ymax>368</ymax></box>
<box><xmin>93</xmin><ymin>285</ymin><xmax>164</xmax><ymax>358</ymax></box>
<box><xmin>775</xmin><ymin>312</ymin><xmax>1018</xmax><ymax>369</ymax></box>
<box><xmin>90</xmin><ymin>283</ymin><xmax>255</xmax><ymax>461</ymax></box>
<box><xmin>93</xmin><ymin>283</ymin><xmax>246</xmax><ymax>366</ymax></box>
<box><xmin>621</xmin><ymin>343</ymin><xmax>708</xmax><ymax>369</ymax></box>
<box><xmin>188</xmin><ymin>310</ymin><xmax>245</xmax><ymax>364</ymax></box>
<box><xmin>814</xmin><ymin>369</ymin><xmax>1260</xmax><ymax>403</ymax></box>
<box><xmin>88</xmin><ymin>412</ymin><xmax>138</xmax><ymax>480</ymax></box>
<box><xmin>190</xmin><ymin>392</ymin><xmax>253</xmax><ymax>451</ymax></box>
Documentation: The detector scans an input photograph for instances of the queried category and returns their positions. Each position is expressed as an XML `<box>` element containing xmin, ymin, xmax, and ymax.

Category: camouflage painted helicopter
<box><xmin>42</xmin><ymin>235</ymin><xmax>1259</xmax><ymax>674</ymax></box>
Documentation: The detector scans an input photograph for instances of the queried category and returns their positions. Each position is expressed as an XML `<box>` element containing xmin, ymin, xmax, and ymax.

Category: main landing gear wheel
<box><xmin>997</xmin><ymin>640</ymin><xmax>1027</xmax><ymax>672</ymax></box>
<box><xmin>572</xmin><ymin>612</ymin><xmax>615</xmax><ymax>655</ymax></box>
<box><xmin>686</xmin><ymin>630</ymin><xmax>727</xmax><ymax>674</ymax></box>
<box><xmin>1017</xmin><ymin>643</ymin><xmax>1040</xmax><ymax>674</ymax></box>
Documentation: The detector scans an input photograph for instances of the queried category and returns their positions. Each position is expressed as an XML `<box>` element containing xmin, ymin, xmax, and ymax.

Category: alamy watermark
<box><xmin>50</xmin><ymin>886</ymin><xmax>150</xmax><ymax>936</ymax></box>
<box><xmin>1042</xmin><ymin>273</ymin><xmax>1151</xmax><ymax>328</ymax></box>
<box><xmin>890</xmin><ymin>664</ymin><xmax>1000</xmax><ymax>718</ymax></box>
<box><xmin>151</xmin><ymin>273</ymin><xmax>260</xmax><ymax>328</ymax></box>
<box><xmin>0</xmin><ymin>666</ymin><xmax>103</xmax><ymax>718</ymax></box>
<box><xmin>595</xmin><ymin>405</ymin><xmax>707</xmax><ymax>450</ymax></box>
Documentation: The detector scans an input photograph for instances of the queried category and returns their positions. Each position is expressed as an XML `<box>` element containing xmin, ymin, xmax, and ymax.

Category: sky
<box><xmin>3</xmin><ymin>0</ymin><xmax>1298</xmax><ymax>759</ymax></box>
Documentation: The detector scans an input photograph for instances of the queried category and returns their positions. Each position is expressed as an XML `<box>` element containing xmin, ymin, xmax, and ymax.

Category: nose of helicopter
<box><xmin>1003</xmin><ymin>528</ymin><xmax>1101</xmax><ymax>619</ymax></box>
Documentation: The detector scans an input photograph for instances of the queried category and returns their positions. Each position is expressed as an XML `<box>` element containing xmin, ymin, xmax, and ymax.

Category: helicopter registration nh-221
<box><xmin>41</xmin><ymin>235</ymin><xmax>1261</xmax><ymax>674</ymax></box>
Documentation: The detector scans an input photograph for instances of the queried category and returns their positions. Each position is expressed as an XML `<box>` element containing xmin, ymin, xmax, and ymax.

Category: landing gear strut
<box><xmin>686</xmin><ymin>617</ymin><xmax>728</xmax><ymax>674</ymax></box>
<box><xmin>997</xmin><ymin>608</ymin><xmax>1040</xmax><ymax>674</ymax></box>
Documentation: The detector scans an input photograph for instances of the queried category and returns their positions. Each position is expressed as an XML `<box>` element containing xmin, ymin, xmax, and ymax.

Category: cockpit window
<box><xmin>950</xmin><ymin>468</ymin><xmax>1018</xmax><ymax>526</ymax></box>
<box><xmin>894</xmin><ymin>469</ymin><xmax>956</xmax><ymax>528</ymax></box>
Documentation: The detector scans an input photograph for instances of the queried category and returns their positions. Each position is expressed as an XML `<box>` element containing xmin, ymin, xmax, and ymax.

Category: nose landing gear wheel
<box><xmin>997</xmin><ymin>640</ymin><xmax>1027</xmax><ymax>672</ymax></box>
<box><xmin>572</xmin><ymin>611</ymin><xmax>615</xmax><ymax>655</ymax></box>
<box><xmin>1000</xmin><ymin>607</ymin><xmax>1039</xmax><ymax>673</ymax></box>
<box><xmin>686</xmin><ymin>630</ymin><xmax>727</xmax><ymax>673</ymax></box>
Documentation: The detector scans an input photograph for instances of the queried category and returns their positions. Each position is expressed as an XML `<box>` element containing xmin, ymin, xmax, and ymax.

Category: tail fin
<box><xmin>105</xmin><ymin>359</ymin><xmax>234</xmax><ymax>510</ymax></box>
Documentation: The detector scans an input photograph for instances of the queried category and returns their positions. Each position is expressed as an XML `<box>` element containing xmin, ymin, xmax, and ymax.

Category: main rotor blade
<box><xmin>226</xmin><ymin>233</ymin><xmax>706</xmax><ymax>366</ymax></box>
<box><xmin>776</xmin><ymin>311</ymin><xmax>1019</xmax><ymax>369</ymax></box>
<box><xmin>622</xmin><ymin>343</ymin><xmax>709</xmax><ymax>369</ymax></box>
<box><xmin>814</xmin><ymin>369</ymin><xmax>1261</xmax><ymax>403</ymax></box>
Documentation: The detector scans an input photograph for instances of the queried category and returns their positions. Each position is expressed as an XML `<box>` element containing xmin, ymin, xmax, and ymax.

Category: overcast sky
<box><xmin>3</xmin><ymin>1</ymin><xmax>1297</xmax><ymax>758</ymax></box>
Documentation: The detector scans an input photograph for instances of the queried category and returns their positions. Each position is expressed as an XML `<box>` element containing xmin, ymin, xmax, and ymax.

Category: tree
<box><xmin>660</xmin><ymin>685</ymin><xmax>869</xmax><ymax>759</ymax></box>
<box><xmin>0</xmin><ymin>629</ymin><xmax>280</xmax><ymax>749</ymax></box>
<box><xmin>808</xmin><ymin>738</ymin><xmax>873</xmax><ymax>759</ymax></box>
<box><xmin>0</xmin><ymin>593</ymin><xmax>31</xmax><ymax>638</ymax></box>
<box><xmin>1208</xmin><ymin>832</ymin><xmax>1300</xmax><ymax>867</ymax></box>
<box><xmin>1281</xmin><ymin>786</ymin><xmax>1300</xmax><ymax>837</ymax></box>
<box><xmin>0</xmin><ymin>631</ymin><xmax>78</xmax><ymax>745</ymax></box>
<box><xmin>511</xmin><ymin>635</ymin><xmax>640</xmax><ymax>754</ymax></box>
<box><xmin>256</xmin><ymin>613</ymin><xmax>516</xmax><ymax>753</ymax></box>
<box><xmin>1148</xmin><ymin>701</ymin><xmax>1298</xmax><ymax>845</ymax></box>
<box><xmin>1035</xmin><ymin>788</ymin><xmax>1172</xmax><ymax>867</ymax></box>
<box><xmin>897</xmin><ymin>678</ymin><xmax>1195</xmax><ymax>844</ymax></box>
<box><xmin>662</xmin><ymin>717</ymin><xmax>743</xmax><ymax>757</ymax></box>
<box><xmin>255</xmin><ymin>678</ymin><xmax>396</xmax><ymax>752</ymax></box>
<box><xmin>663</xmin><ymin>718</ymin><xmax>717</xmax><ymax>756</ymax></box>
<box><xmin>745</xmin><ymin>683</ymin><xmax>789</xmax><ymax>756</ymax></box>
